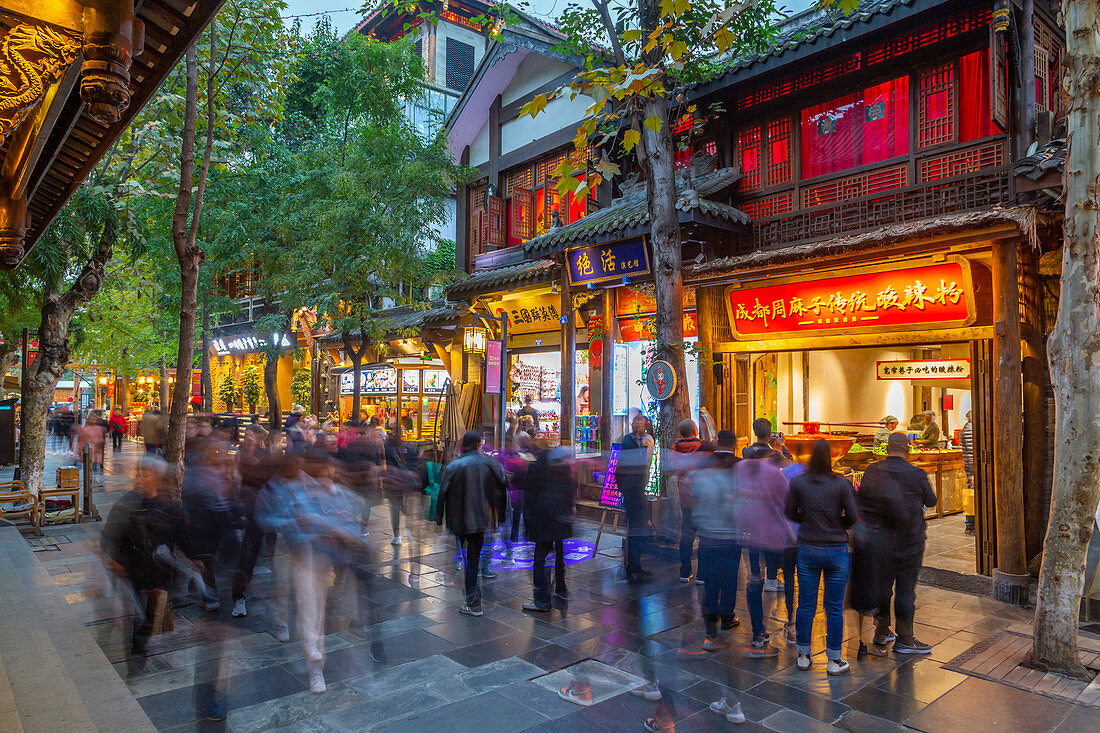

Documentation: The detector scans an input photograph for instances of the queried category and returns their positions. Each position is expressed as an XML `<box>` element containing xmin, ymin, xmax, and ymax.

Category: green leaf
<box><xmin>644</xmin><ymin>115</ymin><xmax>663</xmax><ymax>133</ymax></box>
<box><xmin>623</xmin><ymin>129</ymin><xmax>641</xmax><ymax>152</ymax></box>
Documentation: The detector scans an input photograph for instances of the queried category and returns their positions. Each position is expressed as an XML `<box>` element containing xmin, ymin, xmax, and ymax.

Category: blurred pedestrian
<box><xmin>232</xmin><ymin>424</ymin><xmax>274</xmax><ymax>618</ymax></box>
<box><xmin>871</xmin><ymin>433</ymin><xmax>937</xmax><ymax>655</ymax></box>
<box><xmin>689</xmin><ymin>430</ymin><xmax>742</xmax><ymax>650</ymax></box>
<box><xmin>849</xmin><ymin>446</ymin><xmax>905</xmax><ymax>659</ymax></box>
<box><xmin>960</xmin><ymin>410</ymin><xmax>975</xmax><ymax>534</ymax></box>
<box><xmin>139</xmin><ymin>408</ymin><xmax>163</xmax><ymax>454</ymax></box>
<box><xmin>498</xmin><ymin>429</ymin><xmax>535</xmax><ymax>563</ymax></box>
<box><xmin>255</xmin><ymin>453</ymin><xmax>307</xmax><ymax>642</ymax></box>
<box><xmin>521</xmin><ymin>442</ymin><xmax>576</xmax><ymax>612</ymax></box>
<box><xmin>617</xmin><ymin>412</ymin><xmax>655</xmax><ymax>583</ymax></box>
<box><xmin>100</xmin><ymin>455</ymin><xmax>184</xmax><ymax>660</ymax></box>
<box><xmin>436</xmin><ymin>430</ymin><xmax>507</xmax><ymax>617</ymax></box>
<box><xmin>737</xmin><ymin>451</ymin><xmax>795</xmax><ymax>657</ymax></box>
<box><xmin>672</xmin><ymin>419</ymin><xmax>710</xmax><ymax>584</ymax></box>
<box><xmin>181</xmin><ymin>438</ymin><xmax>235</xmax><ymax>612</ymax></box>
<box><xmin>785</xmin><ymin>439</ymin><xmax>859</xmax><ymax>675</ymax></box>
<box><xmin>108</xmin><ymin>408</ymin><xmax>127</xmax><ymax>453</ymax></box>
<box><xmin>383</xmin><ymin>428</ymin><xmax>422</xmax><ymax>545</ymax></box>
<box><xmin>76</xmin><ymin>411</ymin><xmax>107</xmax><ymax>472</ymax></box>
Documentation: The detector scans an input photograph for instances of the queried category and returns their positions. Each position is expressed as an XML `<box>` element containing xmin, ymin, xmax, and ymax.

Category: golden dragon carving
<box><xmin>0</xmin><ymin>24</ymin><xmax>80</xmax><ymax>141</ymax></box>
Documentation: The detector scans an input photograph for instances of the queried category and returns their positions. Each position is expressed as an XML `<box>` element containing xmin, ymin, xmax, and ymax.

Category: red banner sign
<box><xmin>618</xmin><ymin>312</ymin><xmax>698</xmax><ymax>342</ymax></box>
<box><xmin>725</xmin><ymin>261</ymin><xmax>974</xmax><ymax>340</ymax></box>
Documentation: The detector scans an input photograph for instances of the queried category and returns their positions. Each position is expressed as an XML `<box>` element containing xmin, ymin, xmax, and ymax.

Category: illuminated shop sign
<box><xmin>488</xmin><ymin>294</ymin><xmax>561</xmax><ymax>335</ymax></box>
<box><xmin>877</xmin><ymin>359</ymin><xmax>971</xmax><ymax>380</ymax></box>
<box><xmin>211</xmin><ymin>333</ymin><xmax>292</xmax><ymax>355</ymax></box>
<box><xmin>725</xmin><ymin>260</ymin><xmax>974</xmax><ymax>340</ymax></box>
<box><xmin>340</xmin><ymin>368</ymin><xmax>398</xmax><ymax>396</ymax></box>
<box><xmin>567</xmin><ymin>236</ymin><xmax>652</xmax><ymax>287</ymax></box>
<box><xmin>618</xmin><ymin>312</ymin><xmax>697</xmax><ymax>342</ymax></box>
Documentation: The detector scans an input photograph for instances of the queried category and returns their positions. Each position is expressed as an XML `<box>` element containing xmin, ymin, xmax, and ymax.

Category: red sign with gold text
<box><xmin>725</xmin><ymin>261</ymin><xmax>974</xmax><ymax>340</ymax></box>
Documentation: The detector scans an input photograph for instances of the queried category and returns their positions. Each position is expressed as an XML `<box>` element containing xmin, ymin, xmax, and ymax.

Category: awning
<box><xmin>523</xmin><ymin>167</ymin><xmax>749</xmax><ymax>257</ymax></box>
<box><xmin>317</xmin><ymin>304</ymin><xmax>465</xmax><ymax>345</ymax></box>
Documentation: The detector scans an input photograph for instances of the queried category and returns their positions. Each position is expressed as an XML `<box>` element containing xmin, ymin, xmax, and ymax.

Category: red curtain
<box><xmin>800</xmin><ymin>76</ymin><xmax>909</xmax><ymax>179</ymax></box>
<box><xmin>959</xmin><ymin>50</ymin><xmax>1000</xmax><ymax>142</ymax></box>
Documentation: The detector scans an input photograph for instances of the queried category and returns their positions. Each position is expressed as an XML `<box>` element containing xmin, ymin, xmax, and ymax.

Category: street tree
<box><xmin>161</xmin><ymin>0</ymin><xmax>289</xmax><ymax>486</ymax></box>
<box><xmin>519</xmin><ymin>0</ymin><xmax>779</xmax><ymax>520</ymax></box>
<box><xmin>1029</xmin><ymin>0</ymin><xmax>1100</xmax><ymax>680</ymax></box>
<box><xmin>267</xmin><ymin>31</ymin><xmax>461</xmax><ymax>420</ymax></box>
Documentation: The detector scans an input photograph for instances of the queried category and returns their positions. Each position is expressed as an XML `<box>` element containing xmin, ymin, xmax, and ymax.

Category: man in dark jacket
<box><xmin>872</xmin><ymin>433</ymin><xmax>937</xmax><ymax>654</ymax></box>
<box><xmin>616</xmin><ymin>412</ymin><xmax>654</xmax><ymax>583</ymax></box>
<box><xmin>232</xmin><ymin>425</ymin><xmax>274</xmax><ymax>617</ymax></box>
<box><xmin>437</xmin><ymin>430</ymin><xmax>507</xmax><ymax>616</ymax></box>
<box><xmin>521</xmin><ymin>444</ymin><xmax>576</xmax><ymax>612</ymax></box>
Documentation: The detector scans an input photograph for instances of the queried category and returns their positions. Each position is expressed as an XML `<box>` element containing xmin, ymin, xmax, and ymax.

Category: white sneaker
<box><xmin>827</xmin><ymin>658</ymin><xmax>850</xmax><ymax>676</ymax></box>
<box><xmin>306</xmin><ymin>644</ymin><xmax>323</xmax><ymax>663</ymax></box>
<box><xmin>231</xmin><ymin>598</ymin><xmax>247</xmax><ymax>617</ymax></box>
<box><xmin>797</xmin><ymin>653</ymin><xmax>812</xmax><ymax>670</ymax></box>
<box><xmin>391</xmin><ymin>535</ymin><xmax>402</xmax><ymax>545</ymax></box>
<box><xmin>630</xmin><ymin>681</ymin><xmax>662</xmax><ymax>701</ymax></box>
<box><xmin>709</xmin><ymin>697</ymin><xmax>745</xmax><ymax>724</ymax></box>
<box><xmin>308</xmin><ymin>670</ymin><xmax>326</xmax><ymax>694</ymax></box>
<box><xmin>274</xmin><ymin>624</ymin><xmax>290</xmax><ymax>643</ymax></box>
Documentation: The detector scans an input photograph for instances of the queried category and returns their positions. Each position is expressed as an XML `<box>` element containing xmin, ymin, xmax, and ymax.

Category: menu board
<box><xmin>422</xmin><ymin>369</ymin><xmax>449</xmax><ymax>394</ymax></box>
<box><xmin>402</xmin><ymin>370</ymin><xmax>421</xmax><ymax>393</ymax></box>
<box><xmin>340</xmin><ymin>368</ymin><xmax>398</xmax><ymax>395</ymax></box>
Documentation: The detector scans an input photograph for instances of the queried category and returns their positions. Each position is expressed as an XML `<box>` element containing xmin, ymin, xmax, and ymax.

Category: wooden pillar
<box><xmin>599</xmin><ymin>288</ymin><xmax>615</xmax><ymax>450</ymax></box>
<box><xmin>1020</xmin><ymin>244</ymin><xmax>1049</xmax><ymax>563</ymax></box>
<box><xmin>560</xmin><ymin>274</ymin><xmax>575</xmax><ymax>446</ymax></box>
<box><xmin>991</xmin><ymin>238</ymin><xmax>1028</xmax><ymax>603</ymax></box>
<box><xmin>697</xmin><ymin>286</ymin><xmax>717</xmax><ymax>434</ymax></box>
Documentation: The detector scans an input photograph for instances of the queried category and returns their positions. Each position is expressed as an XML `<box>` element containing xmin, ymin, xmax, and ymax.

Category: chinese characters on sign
<box><xmin>618</xmin><ymin>312</ymin><xmax>698</xmax><ymax>342</ymax></box>
<box><xmin>725</xmin><ymin>261</ymin><xmax>974</xmax><ymax>339</ymax></box>
<box><xmin>484</xmin><ymin>340</ymin><xmax>502</xmax><ymax>395</ymax></box>
<box><xmin>599</xmin><ymin>444</ymin><xmax>624</xmax><ymax>509</ymax></box>
<box><xmin>568</xmin><ymin>236</ymin><xmax>652</xmax><ymax>287</ymax></box>
<box><xmin>876</xmin><ymin>359</ymin><xmax>971</xmax><ymax>380</ymax></box>
<box><xmin>488</xmin><ymin>295</ymin><xmax>561</xmax><ymax>335</ymax></box>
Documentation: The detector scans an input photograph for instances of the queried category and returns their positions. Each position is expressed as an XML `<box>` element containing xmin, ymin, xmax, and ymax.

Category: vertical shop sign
<box><xmin>612</xmin><ymin>343</ymin><xmax>629</xmax><ymax>415</ymax></box>
<box><xmin>599</xmin><ymin>444</ymin><xmax>624</xmax><ymax>509</ymax></box>
<box><xmin>485</xmin><ymin>340</ymin><xmax>502</xmax><ymax>395</ymax></box>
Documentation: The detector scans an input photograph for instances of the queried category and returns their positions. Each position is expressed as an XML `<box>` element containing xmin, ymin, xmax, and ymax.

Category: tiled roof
<box><xmin>1014</xmin><ymin>139</ymin><xmax>1066</xmax><ymax>181</ymax></box>
<box><xmin>446</xmin><ymin>259</ymin><xmax>560</xmax><ymax>300</ymax></box>
<box><xmin>523</xmin><ymin>167</ymin><xmax>749</xmax><ymax>256</ymax></box>
<box><xmin>709</xmin><ymin>0</ymin><xmax>917</xmax><ymax>83</ymax></box>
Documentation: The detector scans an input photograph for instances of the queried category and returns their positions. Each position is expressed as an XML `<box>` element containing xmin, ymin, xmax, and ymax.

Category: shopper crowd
<box><xmin>95</xmin><ymin>408</ymin><xmax>938</xmax><ymax>727</ymax></box>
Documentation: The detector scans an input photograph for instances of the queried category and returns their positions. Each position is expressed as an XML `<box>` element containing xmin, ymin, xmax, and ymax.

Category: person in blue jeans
<box><xmin>784</xmin><ymin>439</ymin><xmax>859</xmax><ymax>676</ymax></box>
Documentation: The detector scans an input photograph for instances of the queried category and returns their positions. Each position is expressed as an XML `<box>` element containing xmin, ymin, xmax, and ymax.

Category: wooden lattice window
<box><xmin>1034</xmin><ymin>21</ymin><xmax>1064</xmax><ymax>115</ymax></box>
<box><xmin>864</xmin><ymin>5</ymin><xmax>991</xmax><ymax>66</ymax></box>
<box><xmin>468</xmin><ymin>182</ymin><xmax>487</xmax><ymax>256</ymax></box>
<box><xmin>991</xmin><ymin>26</ymin><xmax>1008</xmax><ymax>130</ymax></box>
<box><xmin>919</xmin><ymin>64</ymin><xmax>955</xmax><ymax>147</ymax></box>
<box><xmin>509</xmin><ymin>188</ymin><xmax>534</xmax><ymax>242</ymax></box>
<box><xmin>506</xmin><ymin>167</ymin><xmax>532</xmax><ymax>198</ymax></box>
<box><xmin>766</xmin><ymin>119</ymin><xmax>791</xmax><ymax>185</ymax></box>
<box><xmin>801</xmin><ymin>164</ymin><xmax>908</xmax><ymax>208</ymax></box>
<box><xmin>919</xmin><ymin>142</ymin><xmax>1005</xmax><ymax>182</ymax></box>
<box><xmin>737</xmin><ymin>127</ymin><xmax>762</xmax><ymax>190</ymax></box>
<box><xmin>741</xmin><ymin>192</ymin><xmax>793</xmax><ymax>220</ymax></box>
<box><xmin>671</xmin><ymin>113</ymin><xmax>694</xmax><ymax>135</ymax></box>
<box><xmin>486</xmin><ymin>195</ymin><xmax>506</xmax><ymax>248</ymax></box>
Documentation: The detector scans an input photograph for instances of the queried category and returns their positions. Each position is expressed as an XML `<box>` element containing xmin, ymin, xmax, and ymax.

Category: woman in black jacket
<box><xmin>785</xmin><ymin>440</ymin><xmax>859</xmax><ymax>676</ymax></box>
<box><xmin>849</xmin><ymin>460</ymin><xmax>906</xmax><ymax>658</ymax></box>
<box><xmin>520</xmin><ymin>443</ymin><xmax>577</xmax><ymax>612</ymax></box>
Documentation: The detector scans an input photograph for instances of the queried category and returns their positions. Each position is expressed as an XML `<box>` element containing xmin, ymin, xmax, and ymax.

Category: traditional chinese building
<box><xmin>0</xmin><ymin>0</ymin><xmax>226</xmax><ymax>268</ymax></box>
<box><xmin>444</xmin><ymin>0</ymin><xmax>1067</xmax><ymax>602</ymax></box>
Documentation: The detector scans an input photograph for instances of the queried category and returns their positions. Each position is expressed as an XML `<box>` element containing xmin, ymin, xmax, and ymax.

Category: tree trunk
<box><xmin>159</xmin><ymin>357</ymin><xmax>169</xmax><ymax>414</ymax></box>
<box><xmin>345</xmin><ymin>333</ymin><xmax>364</xmax><ymax>422</ymax></box>
<box><xmin>18</xmin><ymin>225</ymin><xmax>115</xmax><ymax>495</ymax></box>
<box><xmin>636</xmin><ymin>0</ymin><xmax>689</xmax><ymax>530</ymax></box>
<box><xmin>164</xmin><ymin>41</ymin><xmax>212</xmax><ymax>491</ymax></box>
<box><xmin>201</xmin><ymin>301</ymin><xmax>212</xmax><ymax>412</ymax></box>
<box><xmin>1029</xmin><ymin>0</ymin><xmax>1100</xmax><ymax>680</ymax></box>
<box><xmin>264</xmin><ymin>350</ymin><xmax>280</xmax><ymax>432</ymax></box>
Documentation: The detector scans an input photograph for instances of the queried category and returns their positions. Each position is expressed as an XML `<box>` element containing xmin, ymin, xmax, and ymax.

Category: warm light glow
<box><xmin>463</xmin><ymin>326</ymin><xmax>488</xmax><ymax>353</ymax></box>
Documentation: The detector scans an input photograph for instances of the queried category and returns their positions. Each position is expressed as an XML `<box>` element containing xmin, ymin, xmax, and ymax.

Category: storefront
<box><xmin>691</xmin><ymin>221</ymin><xmax>1046</xmax><ymax>590</ymax></box>
<box><xmin>338</xmin><ymin>361</ymin><xmax>450</xmax><ymax>442</ymax></box>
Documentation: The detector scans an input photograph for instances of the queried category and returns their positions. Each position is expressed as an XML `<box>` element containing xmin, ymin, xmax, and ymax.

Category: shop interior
<box><xmin>508</xmin><ymin>350</ymin><xmax>590</xmax><ymax>448</ymax></box>
<box><xmin>744</xmin><ymin>342</ymin><xmax>977</xmax><ymax>573</ymax></box>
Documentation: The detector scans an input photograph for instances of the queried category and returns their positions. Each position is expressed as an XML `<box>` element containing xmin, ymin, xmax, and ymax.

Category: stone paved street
<box><xmin>3</xmin><ymin>440</ymin><xmax>1096</xmax><ymax>732</ymax></box>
